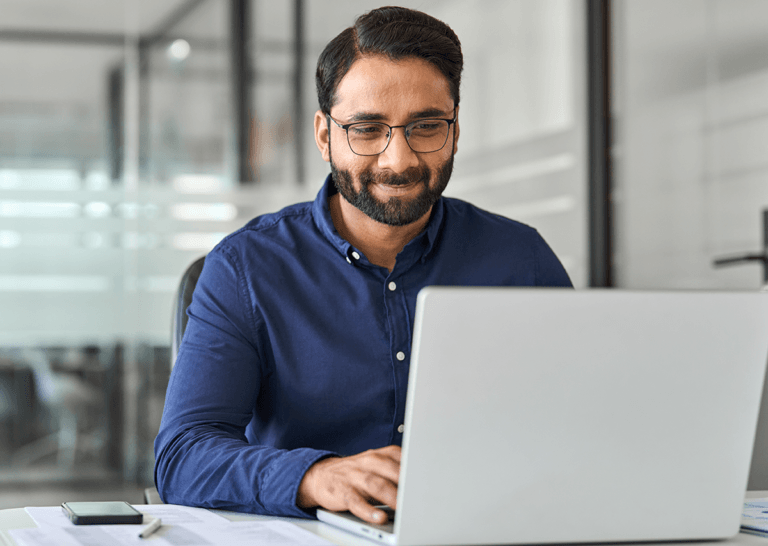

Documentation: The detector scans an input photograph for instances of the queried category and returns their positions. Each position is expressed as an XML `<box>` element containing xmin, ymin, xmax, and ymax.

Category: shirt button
<box><xmin>351</xmin><ymin>251</ymin><xmax>360</xmax><ymax>260</ymax></box>
<box><xmin>346</xmin><ymin>256</ymin><xmax>352</xmax><ymax>264</ymax></box>
<box><xmin>398</xmin><ymin>424</ymin><xmax>405</xmax><ymax>434</ymax></box>
<box><xmin>396</xmin><ymin>351</ymin><xmax>405</xmax><ymax>361</ymax></box>
<box><xmin>388</xmin><ymin>281</ymin><xmax>397</xmax><ymax>291</ymax></box>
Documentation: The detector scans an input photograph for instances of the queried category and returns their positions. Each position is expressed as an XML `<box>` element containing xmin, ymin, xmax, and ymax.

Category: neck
<box><xmin>330</xmin><ymin>193</ymin><xmax>431</xmax><ymax>272</ymax></box>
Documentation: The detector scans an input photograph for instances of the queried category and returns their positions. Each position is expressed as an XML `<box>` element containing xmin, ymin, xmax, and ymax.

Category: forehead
<box><xmin>332</xmin><ymin>55</ymin><xmax>453</xmax><ymax>118</ymax></box>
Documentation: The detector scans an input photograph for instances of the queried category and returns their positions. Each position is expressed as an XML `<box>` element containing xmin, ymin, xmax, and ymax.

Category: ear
<box><xmin>452</xmin><ymin>105</ymin><xmax>460</xmax><ymax>155</ymax></box>
<box><xmin>314</xmin><ymin>110</ymin><xmax>331</xmax><ymax>163</ymax></box>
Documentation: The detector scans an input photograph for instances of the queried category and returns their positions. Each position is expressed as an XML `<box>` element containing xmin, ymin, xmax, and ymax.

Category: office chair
<box><xmin>171</xmin><ymin>256</ymin><xmax>206</xmax><ymax>367</ymax></box>
<box><xmin>749</xmin><ymin>366</ymin><xmax>768</xmax><ymax>490</ymax></box>
<box><xmin>144</xmin><ymin>255</ymin><xmax>206</xmax><ymax>504</ymax></box>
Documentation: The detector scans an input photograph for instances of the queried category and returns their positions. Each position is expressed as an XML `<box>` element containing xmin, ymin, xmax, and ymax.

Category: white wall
<box><xmin>613</xmin><ymin>0</ymin><xmax>768</xmax><ymax>290</ymax></box>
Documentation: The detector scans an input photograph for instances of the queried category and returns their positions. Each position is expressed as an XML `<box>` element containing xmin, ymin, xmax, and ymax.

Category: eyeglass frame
<box><xmin>326</xmin><ymin>108</ymin><xmax>457</xmax><ymax>156</ymax></box>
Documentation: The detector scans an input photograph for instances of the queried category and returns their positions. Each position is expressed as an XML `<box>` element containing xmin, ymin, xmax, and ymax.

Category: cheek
<box><xmin>352</xmin><ymin>158</ymin><xmax>380</xmax><ymax>177</ymax></box>
<box><xmin>333</xmin><ymin>158</ymin><xmax>375</xmax><ymax>186</ymax></box>
<box><xmin>427</xmin><ymin>153</ymin><xmax>450</xmax><ymax>174</ymax></box>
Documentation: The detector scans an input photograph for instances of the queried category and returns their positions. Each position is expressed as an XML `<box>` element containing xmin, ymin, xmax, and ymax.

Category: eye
<box><xmin>410</xmin><ymin>121</ymin><xmax>443</xmax><ymax>133</ymax></box>
<box><xmin>349</xmin><ymin>123</ymin><xmax>387</xmax><ymax>138</ymax></box>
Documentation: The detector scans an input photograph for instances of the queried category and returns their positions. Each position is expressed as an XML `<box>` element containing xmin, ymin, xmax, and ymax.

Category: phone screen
<box><xmin>62</xmin><ymin>501</ymin><xmax>144</xmax><ymax>525</ymax></box>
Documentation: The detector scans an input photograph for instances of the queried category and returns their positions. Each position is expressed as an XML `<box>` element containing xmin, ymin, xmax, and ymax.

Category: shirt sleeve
<box><xmin>153</xmin><ymin>246</ymin><xmax>336</xmax><ymax>517</ymax></box>
<box><xmin>532</xmin><ymin>230</ymin><xmax>573</xmax><ymax>287</ymax></box>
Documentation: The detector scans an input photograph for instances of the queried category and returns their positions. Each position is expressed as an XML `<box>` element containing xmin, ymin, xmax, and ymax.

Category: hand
<box><xmin>297</xmin><ymin>445</ymin><xmax>401</xmax><ymax>525</ymax></box>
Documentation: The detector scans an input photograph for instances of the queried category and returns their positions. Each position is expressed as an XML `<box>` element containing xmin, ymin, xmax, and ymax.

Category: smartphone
<box><xmin>61</xmin><ymin>501</ymin><xmax>144</xmax><ymax>525</ymax></box>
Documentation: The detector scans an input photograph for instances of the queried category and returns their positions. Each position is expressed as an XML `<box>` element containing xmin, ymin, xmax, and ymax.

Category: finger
<box><xmin>362</xmin><ymin>453</ymin><xmax>400</xmax><ymax>485</ymax></box>
<box><xmin>361</xmin><ymin>446</ymin><xmax>401</xmax><ymax>483</ymax></box>
<box><xmin>384</xmin><ymin>445</ymin><xmax>402</xmax><ymax>463</ymax></box>
<box><xmin>373</xmin><ymin>444</ymin><xmax>402</xmax><ymax>459</ymax></box>
<box><xmin>347</xmin><ymin>494</ymin><xmax>390</xmax><ymax>525</ymax></box>
<box><xmin>359</xmin><ymin>474</ymin><xmax>398</xmax><ymax>509</ymax></box>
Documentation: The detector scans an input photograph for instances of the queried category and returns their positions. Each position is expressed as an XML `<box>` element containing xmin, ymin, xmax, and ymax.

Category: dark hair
<box><xmin>316</xmin><ymin>6</ymin><xmax>463</xmax><ymax>114</ymax></box>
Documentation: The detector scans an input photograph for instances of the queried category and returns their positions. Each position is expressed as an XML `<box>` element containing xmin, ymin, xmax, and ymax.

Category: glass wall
<box><xmin>0</xmin><ymin>0</ymin><xmax>248</xmax><ymax>489</ymax></box>
<box><xmin>143</xmin><ymin>1</ymin><xmax>231</xmax><ymax>187</ymax></box>
<box><xmin>612</xmin><ymin>0</ymin><xmax>768</xmax><ymax>290</ymax></box>
<box><xmin>0</xmin><ymin>34</ymin><xmax>130</xmax><ymax>483</ymax></box>
<box><xmin>0</xmin><ymin>0</ymin><xmax>589</xmax><ymax>496</ymax></box>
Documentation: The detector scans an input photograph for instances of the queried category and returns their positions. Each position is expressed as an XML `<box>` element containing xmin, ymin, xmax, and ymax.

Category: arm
<box><xmin>153</xmin><ymin>247</ymin><xmax>335</xmax><ymax>517</ymax></box>
<box><xmin>533</xmin><ymin>231</ymin><xmax>573</xmax><ymax>287</ymax></box>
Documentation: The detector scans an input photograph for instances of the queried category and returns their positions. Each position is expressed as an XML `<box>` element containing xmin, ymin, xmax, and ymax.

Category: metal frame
<box><xmin>140</xmin><ymin>0</ymin><xmax>208</xmax><ymax>48</ymax></box>
<box><xmin>107</xmin><ymin>66</ymin><xmax>123</xmax><ymax>183</ymax></box>
<box><xmin>586</xmin><ymin>0</ymin><xmax>614</xmax><ymax>288</ymax></box>
<box><xmin>293</xmin><ymin>0</ymin><xmax>306</xmax><ymax>185</ymax></box>
<box><xmin>0</xmin><ymin>0</ymin><xmax>207</xmax><ymax>48</ymax></box>
<box><xmin>230</xmin><ymin>0</ymin><xmax>254</xmax><ymax>184</ymax></box>
<box><xmin>0</xmin><ymin>29</ymin><xmax>125</xmax><ymax>46</ymax></box>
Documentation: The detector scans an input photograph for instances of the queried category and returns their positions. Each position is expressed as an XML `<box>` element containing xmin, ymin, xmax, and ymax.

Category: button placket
<box><xmin>384</xmin><ymin>274</ymin><xmax>408</xmax><ymax>445</ymax></box>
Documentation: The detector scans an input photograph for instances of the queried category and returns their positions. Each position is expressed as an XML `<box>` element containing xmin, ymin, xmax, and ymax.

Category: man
<box><xmin>154</xmin><ymin>5</ymin><xmax>571</xmax><ymax>526</ymax></box>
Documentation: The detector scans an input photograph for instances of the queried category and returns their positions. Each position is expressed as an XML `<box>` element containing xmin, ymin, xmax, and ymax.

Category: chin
<box><xmin>329</xmin><ymin>150</ymin><xmax>454</xmax><ymax>227</ymax></box>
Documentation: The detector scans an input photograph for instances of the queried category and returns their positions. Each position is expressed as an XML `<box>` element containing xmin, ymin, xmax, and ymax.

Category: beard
<box><xmin>329</xmin><ymin>151</ymin><xmax>454</xmax><ymax>227</ymax></box>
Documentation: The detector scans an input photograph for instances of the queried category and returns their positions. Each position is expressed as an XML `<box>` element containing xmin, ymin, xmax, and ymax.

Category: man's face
<box><xmin>315</xmin><ymin>55</ymin><xmax>459</xmax><ymax>227</ymax></box>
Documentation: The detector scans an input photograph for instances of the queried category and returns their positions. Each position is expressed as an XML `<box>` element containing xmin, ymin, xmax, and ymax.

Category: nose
<box><xmin>377</xmin><ymin>127</ymin><xmax>419</xmax><ymax>173</ymax></box>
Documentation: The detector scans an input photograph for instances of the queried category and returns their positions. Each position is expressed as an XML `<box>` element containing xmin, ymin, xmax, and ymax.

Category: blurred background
<box><xmin>0</xmin><ymin>0</ymin><xmax>766</xmax><ymax>507</ymax></box>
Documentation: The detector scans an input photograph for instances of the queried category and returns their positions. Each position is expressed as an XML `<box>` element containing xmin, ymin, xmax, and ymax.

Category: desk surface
<box><xmin>2</xmin><ymin>492</ymin><xmax>767</xmax><ymax>546</ymax></box>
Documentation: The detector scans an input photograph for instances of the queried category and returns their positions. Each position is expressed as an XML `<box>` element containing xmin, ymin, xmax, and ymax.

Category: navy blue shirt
<box><xmin>154</xmin><ymin>175</ymin><xmax>572</xmax><ymax>517</ymax></box>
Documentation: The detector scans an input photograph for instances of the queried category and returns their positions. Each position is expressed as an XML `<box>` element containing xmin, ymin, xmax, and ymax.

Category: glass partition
<box><xmin>0</xmin><ymin>0</ymin><xmax>589</xmax><ymax>494</ymax></box>
<box><xmin>612</xmin><ymin>0</ymin><xmax>768</xmax><ymax>289</ymax></box>
<box><xmin>0</xmin><ymin>36</ymin><xmax>129</xmax><ymax>482</ymax></box>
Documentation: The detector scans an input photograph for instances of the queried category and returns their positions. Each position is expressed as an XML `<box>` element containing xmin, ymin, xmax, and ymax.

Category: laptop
<box><xmin>317</xmin><ymin>288</ymin><xmax>768</xmax><ymax>546</ymax></box>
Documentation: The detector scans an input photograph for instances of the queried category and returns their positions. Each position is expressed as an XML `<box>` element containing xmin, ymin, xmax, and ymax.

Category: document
<box><xmin>742</xmin><ymin>497</ymin><xmax>768</xmax><ymax>537</ymax></box>
<box><xmin>13</xmin><ymin>504</ymin><xmax>334</xmax><ymax>546</ymax></box>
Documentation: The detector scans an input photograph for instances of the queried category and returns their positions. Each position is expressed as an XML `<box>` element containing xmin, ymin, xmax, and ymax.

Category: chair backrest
<box><xmin>749</xmin><ymin>365</ymin><xmax>768</xmax><ymax>489</ymax></box>
<box><xmin>170</xmin><ymin>256</ymin><xmax>206</xmax><ymax>367</ymax></box>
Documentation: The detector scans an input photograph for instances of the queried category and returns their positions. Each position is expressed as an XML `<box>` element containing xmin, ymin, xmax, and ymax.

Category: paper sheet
<box><xmin>742</xmin><ymin>497</ymin><xmax>768</xmax><ymax>534</ymax></box>
<box><xmin>14</xmin><ymin>505</ymin><xmax>333</xmax><ymax>546</ymax></box>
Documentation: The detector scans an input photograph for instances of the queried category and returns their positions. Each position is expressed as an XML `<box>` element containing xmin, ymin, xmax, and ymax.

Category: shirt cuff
<box><xmin>260</xmin><ymin>447</ymin><xmax>338</xmax><ymax>518</ymax></box>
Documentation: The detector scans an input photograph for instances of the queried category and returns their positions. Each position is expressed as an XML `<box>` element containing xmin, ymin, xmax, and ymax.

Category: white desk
<box><xmin>2</xmin><ymin>492</ymin><xmax>767</xmax><ymax>546</ymax></box>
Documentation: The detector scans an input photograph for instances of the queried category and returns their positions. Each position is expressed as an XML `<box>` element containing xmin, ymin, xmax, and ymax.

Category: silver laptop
<box><xmin>318</xmin><ymin>288</ymin><xmax>768</xmax><ymax>546</ymax></box>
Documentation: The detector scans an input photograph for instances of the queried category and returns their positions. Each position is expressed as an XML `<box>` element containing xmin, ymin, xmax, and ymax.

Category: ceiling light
<box><xmin>168</xmin><ymin>39</ymin><xmax>191</xmax><ymax>61</ymax></box>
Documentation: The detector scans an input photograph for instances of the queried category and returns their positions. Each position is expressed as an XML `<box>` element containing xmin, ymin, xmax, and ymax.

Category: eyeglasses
<box><xmin>327</xmin><ymin>110</ymin><xmax>456</xmax><ymax>156</ymax></box>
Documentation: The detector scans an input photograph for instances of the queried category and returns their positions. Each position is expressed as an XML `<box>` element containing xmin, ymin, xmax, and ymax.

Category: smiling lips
<box><xmin>373</xmin><ymin>181</ymin><xmax>421</xmax><ymax>197</ymax></box>
<box><xmin>367</xmin><ymin>170</ymin><xmax>428</xmax><ymax>198</ymax></box>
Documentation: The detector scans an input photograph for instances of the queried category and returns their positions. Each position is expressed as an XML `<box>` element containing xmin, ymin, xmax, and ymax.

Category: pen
<box><xmin>139</xmin><ymin>517</ymin><xmax>162</xmax><ymax>539</ymax></box>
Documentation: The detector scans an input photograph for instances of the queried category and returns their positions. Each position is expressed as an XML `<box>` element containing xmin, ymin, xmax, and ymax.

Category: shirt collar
<box><xmin>312</xmin><ymin>174</ymin><xmax>352</xmax><ymax>257</ymax></box>
<box><xmin>312</xmin><ymin>173</ymin><xmax>445</xmax><ymax>264</ymax></box>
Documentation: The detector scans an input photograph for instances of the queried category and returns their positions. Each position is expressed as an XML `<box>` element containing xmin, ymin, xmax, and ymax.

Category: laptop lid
<box><xmin>388</xmin><ymin>288</ymin><xmax>768</xmax><ymax>546</ymax></box>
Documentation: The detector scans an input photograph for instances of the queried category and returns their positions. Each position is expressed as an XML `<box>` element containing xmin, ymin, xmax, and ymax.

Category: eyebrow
<box><xmin>346</xmin><ymin>107</ymin><xmax>453</xmax><ymax>123</ymax></box>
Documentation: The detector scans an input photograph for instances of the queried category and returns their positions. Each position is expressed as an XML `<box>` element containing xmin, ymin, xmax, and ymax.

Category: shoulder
<box><xmin>440</xmin><ymin>196</ymin><xmax>542</xmax><ymax>241</ymax></box>
<box><xmin>212</xmin><ymin>200</ymin><xmax>315</xmax><ymax>258</ymax></box>
<box><xmin>438</xmin><ymin>197</ymin><xmax>572</xmax><ymax>287</ymax></box>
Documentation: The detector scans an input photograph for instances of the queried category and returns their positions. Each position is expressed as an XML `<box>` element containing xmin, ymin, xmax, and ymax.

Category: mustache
<box><xmin>360</xmin><ymin>166</ymin><xmax>430</xmax><ymax>187</ymax></box>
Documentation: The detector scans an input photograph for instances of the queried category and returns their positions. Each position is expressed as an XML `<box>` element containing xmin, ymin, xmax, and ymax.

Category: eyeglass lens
<box><xmin>346</xmin><ymin>120</ymin><xmax>450</xmax><ymax>155</ymax></box>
